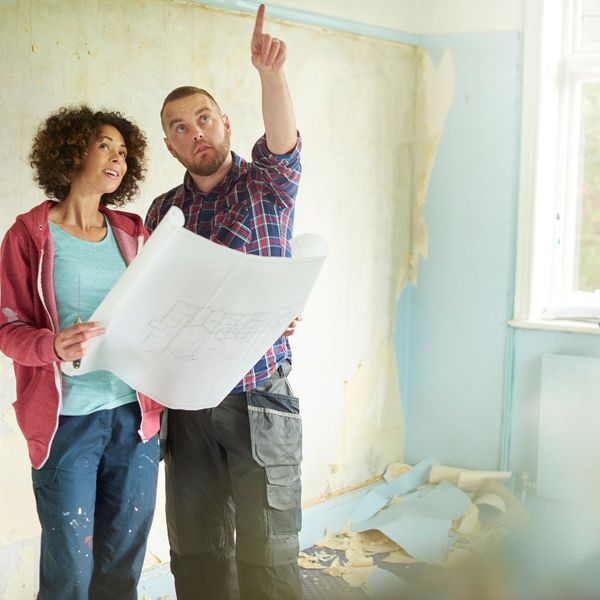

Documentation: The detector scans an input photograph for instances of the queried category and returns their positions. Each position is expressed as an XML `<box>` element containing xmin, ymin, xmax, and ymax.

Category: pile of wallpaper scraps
<box><xmin>299</xmin><ymin>458</ymin><xmax>528</xmax><ymax>597</ymax></box>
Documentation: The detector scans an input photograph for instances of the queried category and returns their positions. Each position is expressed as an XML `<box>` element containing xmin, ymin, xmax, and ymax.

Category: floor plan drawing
<box><xmin>143</xmin><ymin>301</ymin><xmax>302</xmax><ymax>361</ymax></box>
<box><xmin>61</xmin><ymin>206</ymin><xmax>328</xmax><ymax>409</ymax></box>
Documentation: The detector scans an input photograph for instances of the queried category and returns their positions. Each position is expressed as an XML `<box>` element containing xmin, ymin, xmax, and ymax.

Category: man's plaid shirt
<box><xmin>145</xmin><ymin>133</ymin><xmax>302</xmax><ymax>393</ymax></box>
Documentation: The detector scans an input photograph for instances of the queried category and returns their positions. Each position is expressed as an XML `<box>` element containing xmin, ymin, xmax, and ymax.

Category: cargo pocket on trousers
<box><xmin>266</xmin><ymin>465</ymin><xmax>302</xmax><ymax>534</ymax></box>
<box><xmin>247</xmin><ymin>390</ymin><xmax>302</xmax><ymax>535</ymax></box>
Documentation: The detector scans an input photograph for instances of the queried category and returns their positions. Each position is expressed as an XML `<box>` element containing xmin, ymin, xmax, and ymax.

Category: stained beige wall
<box><xmin>0</xmin><ymin>0</ymin><xmax>421</xmax><ymax>594</ymax></box>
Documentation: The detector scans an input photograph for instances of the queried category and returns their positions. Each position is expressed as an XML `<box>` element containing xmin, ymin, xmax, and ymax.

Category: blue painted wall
<box><xmin>398</xmin><ymin>31</ymin><xmax>523</xmax><ymax>470</ymax></box>
<box><xmin>397</xmin><ymin>29</ymin><xmax>600</xmax><ymax>479</ymax></box>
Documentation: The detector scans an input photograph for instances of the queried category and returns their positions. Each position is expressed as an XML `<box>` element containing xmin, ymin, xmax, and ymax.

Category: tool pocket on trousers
<box><xmin>247</xmin><ymin>390</ymin><xmax>302</xmax><ymax>467</ymax></box>
<box><xmin>247</xmin><ymin>390</ymin><xmax>302</xmax><ymax>534</ymax></box>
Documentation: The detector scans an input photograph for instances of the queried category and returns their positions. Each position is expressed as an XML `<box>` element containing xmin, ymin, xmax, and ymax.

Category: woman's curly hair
<box><xmin>29</xmin><ymin>105</ymin><xmax>147</xmax><ymax>207</ymax></box>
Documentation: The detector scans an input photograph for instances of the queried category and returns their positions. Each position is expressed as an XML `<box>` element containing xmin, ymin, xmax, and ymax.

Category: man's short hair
<box><xmin>160</xmin><ymin>87</ymin><xmax>222</xmax><ymax>125</ymax></box>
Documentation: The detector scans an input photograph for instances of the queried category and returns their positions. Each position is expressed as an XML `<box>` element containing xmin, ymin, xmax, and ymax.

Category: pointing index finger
<box><xmin>253</xmin><ymin>3</ymin><xmax>265</xmax><ymax>38</ymax></box>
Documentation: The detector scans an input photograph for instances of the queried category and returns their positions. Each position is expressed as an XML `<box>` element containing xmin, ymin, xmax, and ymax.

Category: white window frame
<box><xmin>512</xmin><ymin>0</ymin><xmax>600</xmax><ymax>334</ymax></box>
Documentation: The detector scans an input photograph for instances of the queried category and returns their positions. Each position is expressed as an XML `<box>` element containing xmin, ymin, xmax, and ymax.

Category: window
<box><xmin>513</xmin><ymin>0</ymin><xmax>600</xmax><ymax>329</ymax></box>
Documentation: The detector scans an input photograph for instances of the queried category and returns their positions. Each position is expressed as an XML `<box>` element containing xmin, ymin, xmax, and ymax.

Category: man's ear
<box><xmin>164</xmin><ymin>137</ymin><xmax>177</xmax><ymax>158</ymax></box>
<box><xmin>222</xmin><ymin>114</ymin><xmax>231</xmax><ymax>131</ymax></box>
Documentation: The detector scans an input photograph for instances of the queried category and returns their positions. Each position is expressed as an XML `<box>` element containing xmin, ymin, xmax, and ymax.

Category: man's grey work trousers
<box><xmin>164</xmin><ymin>362</ymin><xmax>303</xmax><ymax>600</ymax></box>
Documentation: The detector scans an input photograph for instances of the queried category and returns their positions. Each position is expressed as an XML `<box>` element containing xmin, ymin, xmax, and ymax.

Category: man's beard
<box><xmin>186</xmin><ymin>133</ymin><xmax>231</xmax><ymax>177</ymax></box>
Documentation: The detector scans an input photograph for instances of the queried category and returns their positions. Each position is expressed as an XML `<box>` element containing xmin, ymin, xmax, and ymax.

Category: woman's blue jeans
<box><xmin>32</xmin><ymin>402</ymin><xmax>160</xmax><ymax>600</ymax></box>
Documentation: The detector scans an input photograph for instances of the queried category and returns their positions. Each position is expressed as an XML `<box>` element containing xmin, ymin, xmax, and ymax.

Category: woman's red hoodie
<box><xmin>0</xmin><ymin>200</ymin><xmax>163</xmax><ymax>468</ymax></box>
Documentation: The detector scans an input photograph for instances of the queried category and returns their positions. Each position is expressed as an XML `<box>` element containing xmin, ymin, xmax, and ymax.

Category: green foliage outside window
<box><xmin>577</xmin><ymin>82</ymin><xmax>600</xmax><ymax>292</ymax></box>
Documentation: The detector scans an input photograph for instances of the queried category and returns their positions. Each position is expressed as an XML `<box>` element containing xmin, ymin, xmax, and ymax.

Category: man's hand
<box><xmin>54</xmin><ymin>321</ymin><xmax>105</xmax><ymax>362</ymax></box>
<box><xmin>283</xmin><ymin>314</ymin><xmax>303</xmax><ymax>337</ymax></box>
<box><xmin>251</xmin><ymin>4</ymin><xmax>286</xmax><ymax>72</ymax></box>
<box><xmin>250</xmin><ymin>4</ymin><xmax>297</xmax><ymax>155</ymax></box>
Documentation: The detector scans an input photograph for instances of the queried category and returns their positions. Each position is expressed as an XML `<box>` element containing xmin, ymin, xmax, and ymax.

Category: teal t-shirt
<box><xmin>49</xmin><ymin>219</ymin><xmax>137</xmax><ymax>415</ymax></box>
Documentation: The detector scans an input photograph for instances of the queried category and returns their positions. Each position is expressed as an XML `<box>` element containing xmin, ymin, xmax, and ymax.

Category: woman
<box><xmin>0</xmin><ymin>106</ymin><xmax>163</xmax><ymax>599</ymax></box>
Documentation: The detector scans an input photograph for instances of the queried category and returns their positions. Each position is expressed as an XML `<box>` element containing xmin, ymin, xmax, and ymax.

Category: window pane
<box><xmin>583</xmin><ymin>1</ymin><xmax>600</xmax><ymax>47</ymax></box>
<box><xmin>576</xmin><ymin>82</ymin><xmax>600</xmax><ymax>292</ymax></box>
<box><xmin>583</xmin><ymin>16</ymin><xmax>600</xmax><ymax>44</ymax></box>
<box><xmin>584</xmin><ymin>0</ymin><xmax>600</xmax><ymax>16</ymax></box>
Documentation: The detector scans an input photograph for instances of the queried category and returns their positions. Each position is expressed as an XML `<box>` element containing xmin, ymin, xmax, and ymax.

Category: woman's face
<box><xmin>73</xmin><ymin>124</ymin><xmax>128</xmax><ymax>196</ymax></box>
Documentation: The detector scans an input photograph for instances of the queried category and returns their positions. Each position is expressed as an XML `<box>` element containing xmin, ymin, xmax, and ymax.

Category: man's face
<box><xmin>162</xmin><ymin>93</ymin><xmax>231</xmax><ymax>177</ymax></box>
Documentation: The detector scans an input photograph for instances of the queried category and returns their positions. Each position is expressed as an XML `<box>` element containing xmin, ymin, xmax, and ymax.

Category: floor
<box><xmin>138</xmin><ymin>549</ymin><xmax>431</xmax><ymax>600</ymax></box>
<box><xmin>299</xmin><ymin>545</ymin><xmax>433</xmax><ymax>600</ymax></box>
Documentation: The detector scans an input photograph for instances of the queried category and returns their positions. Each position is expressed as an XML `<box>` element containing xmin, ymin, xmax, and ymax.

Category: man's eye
<box><xmin>176</xmin><ymin>125</ymin><xmax>186</xmax><ymax>133</ymax></box>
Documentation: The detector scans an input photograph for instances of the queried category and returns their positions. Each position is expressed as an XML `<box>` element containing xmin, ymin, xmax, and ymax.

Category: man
<box><xmin>144</xmin><ymin>5</ymin><xmax>303</xmax><ymax>600</ymax></box>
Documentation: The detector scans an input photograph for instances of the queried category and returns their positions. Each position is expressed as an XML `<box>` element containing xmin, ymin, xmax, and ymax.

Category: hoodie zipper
<box><xmin>36</xmin><ymin>246</ymin><xmax>63</xmax><ymax>468</ymax></box>
<box><xmin>134</xmin><ymin>232</ymin><xmax>148</xmax><ymax>442</ymax></box>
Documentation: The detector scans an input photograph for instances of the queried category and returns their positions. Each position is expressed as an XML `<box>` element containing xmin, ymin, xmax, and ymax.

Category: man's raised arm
<box><xmin>251</xmin><ymin>4</ymin><xmax>297</xmax><ymax>155</ymax></box>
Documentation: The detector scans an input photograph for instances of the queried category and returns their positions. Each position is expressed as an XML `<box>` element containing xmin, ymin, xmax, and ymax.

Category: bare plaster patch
<box><xmin>328</xmin><ymin>341</ymin><xmax>404</xmax><ymax>493</ymax></box>
<box><xmin>325</xmin><ymin>47</ymin><xmax>454</xmax><ymax>497</ymax></box>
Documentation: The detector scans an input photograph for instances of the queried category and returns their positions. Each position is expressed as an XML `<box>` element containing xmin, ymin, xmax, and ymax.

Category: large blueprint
<box><xmin>61</xmin><ymin>207</ymin><xmax>328</xmax><ymax>409</ymax></box>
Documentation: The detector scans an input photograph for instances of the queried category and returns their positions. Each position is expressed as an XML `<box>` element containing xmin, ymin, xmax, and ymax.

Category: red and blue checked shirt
<box><xmin>145</xmin><ymin>133</ymin><xmax>302</xmax><ymax>393</ymax></box>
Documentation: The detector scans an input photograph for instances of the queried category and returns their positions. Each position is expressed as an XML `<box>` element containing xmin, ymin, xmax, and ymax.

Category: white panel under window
<box><xmin>537</xmin><ymin>354</ymin><xmax>600</xmax><ymax>499</ymax></box>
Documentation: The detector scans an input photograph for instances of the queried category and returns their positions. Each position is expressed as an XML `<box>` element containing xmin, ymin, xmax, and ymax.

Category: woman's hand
<box><xmin>53</xmin><ymin>321</ymin><xmax>105</xmax><ymax>362</ymax></box>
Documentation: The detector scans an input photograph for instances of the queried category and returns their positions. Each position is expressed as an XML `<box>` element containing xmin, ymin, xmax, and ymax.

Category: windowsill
<box><xmin>509</xmin><ymin>318</ymin><xmax>600</xmax><ymax>335</ymax></box>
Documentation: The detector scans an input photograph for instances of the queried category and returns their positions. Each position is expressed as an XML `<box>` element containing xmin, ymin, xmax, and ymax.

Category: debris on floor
<box><xmin>300</xmin><ymin>458</ymin><xmax>528</xmax><ymax>598</ymax></box>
